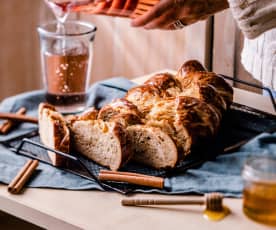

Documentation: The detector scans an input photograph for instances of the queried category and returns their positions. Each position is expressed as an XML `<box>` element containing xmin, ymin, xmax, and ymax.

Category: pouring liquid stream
<box><xmin>44</xmin><ymin>0</ymin><xmax>72</xmax><ymax>55</ymax></box>
<box><xmin>44</xmin><ymin>0</ymin><xmax>72</xmax><ymax>23</ymax></box>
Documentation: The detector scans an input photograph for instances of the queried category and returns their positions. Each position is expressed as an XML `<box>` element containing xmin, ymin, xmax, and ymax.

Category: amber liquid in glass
<box><xmin>243</xmin><ymin>182</ymin><xmax>276</xmax><ymax>225</ymax></box>
<box><xmin>44</xmin><ymin>52</ymin><xmax>89</xmax><ymax>113</ymax></box>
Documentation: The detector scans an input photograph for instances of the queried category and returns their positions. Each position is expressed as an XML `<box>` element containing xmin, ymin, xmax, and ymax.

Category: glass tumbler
<box><xmin>37</xmin><ymin>20</ymin><xmax>96</xmax><ymax>114</ymax></box>
<box><xmin>242</xmin><ymin>156</ymin><xmax>276</xmax><ymax>225</ymax></box>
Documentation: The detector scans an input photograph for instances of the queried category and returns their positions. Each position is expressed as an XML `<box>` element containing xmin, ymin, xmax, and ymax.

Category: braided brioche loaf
<box><xmin>39</xmin><ymin>60</ymin><xmax>233</xmax><ymax>170</ymax></box>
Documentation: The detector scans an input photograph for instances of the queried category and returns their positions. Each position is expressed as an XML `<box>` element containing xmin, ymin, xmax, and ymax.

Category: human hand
<box><xmin>131</xmin><ymin>0</ymin><xmax>229</xmax><ymax>30</ymax></box>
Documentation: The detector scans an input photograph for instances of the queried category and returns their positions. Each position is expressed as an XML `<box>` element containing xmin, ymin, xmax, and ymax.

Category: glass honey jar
<box><xmin>242</xmin><ymin>156</ymin><xmax>276</xmax><ymax>225</ymax></box>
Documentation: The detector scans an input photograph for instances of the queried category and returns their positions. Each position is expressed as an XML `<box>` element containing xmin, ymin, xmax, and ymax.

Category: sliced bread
<box><xmin>38</xmin><ymin>103</ymin><xmax>70</xmax><ymax>166</ymax></box>
<box><xmin>69</xmin><ymin>119</ymin><xmax>131</xmax><ymax>171</ymax></box>
<box><xmin>126</xmin><ymin>125</ymin><xmax>178</xmax><ymax>169</ymax></box>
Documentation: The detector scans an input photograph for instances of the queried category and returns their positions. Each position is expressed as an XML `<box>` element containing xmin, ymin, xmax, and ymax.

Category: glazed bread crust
<box><xmin>125</xmin><ymin>84</ymin><xmax>162</xmax><ymax>116</ymax></box>
<box><xmin>98</xmin><ymin>98</ymin><xmax>142</xmax><ymax>126</ymax></box>
<box><xmin>178</xmin><ymin>72</ymin><xmax>233</xmax><ymax>109</ymax></box>
<box><xmin>176</xmin><ymin>60</ymin><xmax>233</xmax><ymax>113</ymax></box>
<box><xmin>144</xmin><ymin>72</ymin><xmax>182</xmax><ymax>97</ymax></box>
<box><xmin>177</xmin><ymin>59</ymin><xmax>207</xmax><ymax>77</ymax></box>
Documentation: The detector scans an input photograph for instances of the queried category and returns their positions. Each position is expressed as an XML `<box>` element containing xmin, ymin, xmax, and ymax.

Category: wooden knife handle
<box><xmin>98</xmin><ymin>173</ymin><xmax>164</xmax><ymax>189</ymax></box>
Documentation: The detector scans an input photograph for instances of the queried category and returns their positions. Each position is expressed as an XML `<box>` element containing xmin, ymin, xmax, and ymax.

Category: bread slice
<box><xmin>38</xmin><ymin>103</ymin><xmax>70</xmax><ymax>166</ymax></box>
<box><xmin>69</xmin><ymin>119</ymin><xmax>131</xmax><ymax>171</ymax></box>
<box><xmin>127</xmin><ymin>125</ymin><xmax>178</xmax><ymax>169</ymax></box>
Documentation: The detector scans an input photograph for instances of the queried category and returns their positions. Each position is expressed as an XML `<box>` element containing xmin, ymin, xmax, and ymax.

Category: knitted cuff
<box><xmin>228</xmin><ymin>0</ymin><xmax>276</xmax><ymax>39</ymax></box>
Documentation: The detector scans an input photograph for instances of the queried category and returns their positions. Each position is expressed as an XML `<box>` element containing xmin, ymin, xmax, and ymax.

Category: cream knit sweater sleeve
<box><xmin>228</xmin><ymin>0</ymin><xmax>276</xmax><ymax>90</ymax></box>
<box><xmin>228</xmin><ymin>0</ymin><xmax>276</xmax><ymax>39</ymax></box>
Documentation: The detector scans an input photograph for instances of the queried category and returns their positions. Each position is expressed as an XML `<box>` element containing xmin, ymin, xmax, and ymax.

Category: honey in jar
<box><xmin>242</xmin><ymin>156</ymin><xmax>276</xmax><ymax>225</ymax></box>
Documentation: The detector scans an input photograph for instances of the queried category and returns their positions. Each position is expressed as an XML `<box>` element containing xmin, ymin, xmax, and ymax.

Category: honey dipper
<box><xmin>122</xmin><ymin>193</ymin><xmax>230</xmax><ymax>221</ymax></box>
<box><xmin>122</xmin><ymin>192</ymin><xmax>223</xmax><ymax>211</ymax></box>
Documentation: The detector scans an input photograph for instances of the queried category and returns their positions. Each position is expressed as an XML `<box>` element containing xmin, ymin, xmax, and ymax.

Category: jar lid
<box><xmin>242</xmin><ymin>156</ymin><xmax>276</xmax><ymax>184</ymax></box>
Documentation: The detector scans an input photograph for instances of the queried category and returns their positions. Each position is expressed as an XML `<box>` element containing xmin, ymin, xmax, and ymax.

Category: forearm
<box><xmin>228</xmin><ymin>0</ymin><xmax>276</xmax><ymax>39</ymax></box>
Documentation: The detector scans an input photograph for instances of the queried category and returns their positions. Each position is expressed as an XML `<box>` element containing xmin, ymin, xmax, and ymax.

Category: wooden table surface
<box><xmin>0</xmin><ymin>75</ymin><xmax>275</xmax><ymax>230</ymax></box>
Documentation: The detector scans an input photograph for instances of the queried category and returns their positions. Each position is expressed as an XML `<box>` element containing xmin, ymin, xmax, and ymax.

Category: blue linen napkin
<box><xmin>0</xmin><ymin>77</ymin><xmax>275</xmax><ymax>197</ymax></box>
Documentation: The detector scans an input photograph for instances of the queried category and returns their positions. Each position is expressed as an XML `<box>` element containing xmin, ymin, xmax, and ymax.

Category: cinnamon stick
<box><xmin>0</xmin><ymin>107</ymin><xmax>27</xmax><ymax>134</ymax></box>
<box><xmin>8</xmin><ymin>159</ymin><xmax>39</xmax><ymax>194</ymax></box>
<box><xmin>0</xmin><ymin>112</ymin><xmax>38</xmax><ymax>124</ymax></box>
<box><xmin>99</xmin><ymin>170</ymin><xmax>164</xmax><ymax>189</ymax></box>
